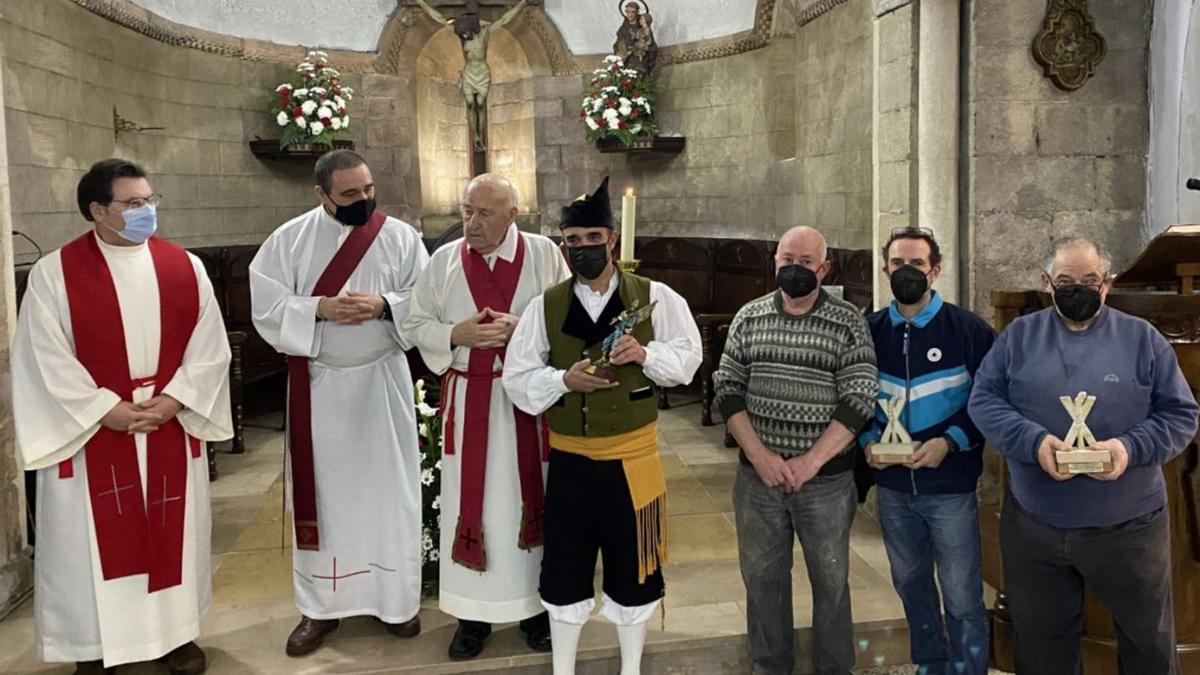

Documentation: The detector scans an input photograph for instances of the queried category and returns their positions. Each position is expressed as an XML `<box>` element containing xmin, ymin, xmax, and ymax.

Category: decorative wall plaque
<box><xmin>1031</xmin><ymin>0</ymin><xmax>1106</xmax><ymax>91</ymax></box>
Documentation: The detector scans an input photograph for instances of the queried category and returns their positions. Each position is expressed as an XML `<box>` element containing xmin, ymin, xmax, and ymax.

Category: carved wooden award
<box><xmin>1054</xmin><ymin>391</ymin><xmax>1112</xmax><ymax>474</ymax></box>
<box><xmin>872</xmin><ymin>397</ymin><xmax>920</xmax><ymax>464</ymax></box>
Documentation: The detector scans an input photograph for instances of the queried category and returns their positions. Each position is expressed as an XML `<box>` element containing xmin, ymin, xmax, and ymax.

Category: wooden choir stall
<box><xmin>984</xmin><ymin>224</ymin><xmax>1200</xmax><ymax>673</ymax></box>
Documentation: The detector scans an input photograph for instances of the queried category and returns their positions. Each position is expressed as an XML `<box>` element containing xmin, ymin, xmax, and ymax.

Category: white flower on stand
<box><xmin>418</xmin><ymin>421</ymin><xmax>428</xmax><ymax>437</ymax></box>
<box><xmin>294</xmin><ymin>116</ymin><xmax>307</xmax><ymax>129</ymax></box>
<box><xmin>421</xmin><ymin>468</ymin><xmax>435</xmax><ymax>487</ymax></box>
<box><xmin>295</xmin><ymin>88</ymin><xmax>309</xmax><ymax>98</ymax></box>
<box><xmin>417</xmin><ymin>401</ymin><xmax>438</xmax><ymax>418</ymax></box>
<box><xmin>586</xmin><ymin>116</ymin><xmax>600</xmax><ymax>131</ymax></box>
<box><xmin>341</xmin><ymin>115</ymin><xmax>350</xmax><ymax>129</ymax></box>
<box><xmin>432</xmin><ymin>496</ymin><xmax>441</xmax><ymax>511</ymax></box>
<box><xmin>301</xmin><ymin>100</ymin><xmax>318</xmax><ymax>115</ymax></box>
<box><xmin>309</xmin><ymin>121</ymin><xmax>325</xmax><ymax>136</ymax></box>
<box><xmin>276</xmin><ymin>111</ymin><xmax>289</xmax><ymax>126</ymax></box>
<box><xmin>607</xmin><ymin>117</ymin><xmax>620</xmax><ymax>130</ymax></box>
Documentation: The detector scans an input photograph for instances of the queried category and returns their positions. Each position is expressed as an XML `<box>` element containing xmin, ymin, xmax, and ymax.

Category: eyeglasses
<box><xmin>1050</xmin><ymin>279</ymin><xmax>1105</xmax><ymax>293</ymax></box>
<box><xmin>109</xmin><ymin>194</ymin><xmax>162</xmax><ymax>209</ymax></box>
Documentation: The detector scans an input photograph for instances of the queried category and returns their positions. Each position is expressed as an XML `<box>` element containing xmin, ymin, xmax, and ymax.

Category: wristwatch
<box><xmin>379</xmin><ymin>296</ymin><xmax>393</xmax><ymax>322</ymax></box>
<box><xmin>942</xmin><ymin>433</ymin><xmax>960</xmax><ymax>453</ymax></box>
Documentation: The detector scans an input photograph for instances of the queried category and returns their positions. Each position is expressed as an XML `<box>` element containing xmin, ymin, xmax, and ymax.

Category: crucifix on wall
<box><xmin>412</xmin><ymin>0</ymin><xmax>534</xmax><ymax>176</ymax></box>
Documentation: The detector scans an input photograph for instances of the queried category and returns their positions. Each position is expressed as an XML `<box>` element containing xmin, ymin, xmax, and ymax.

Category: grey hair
<box><xmin>464</xmin><ymin>173</ymin><xmax>519</xmax><ymax>210</ymax></box>
<box><xmin>1043</xmin><ymin>236</ymin><xmax>1113</xmax><ymax>276</ymax></box>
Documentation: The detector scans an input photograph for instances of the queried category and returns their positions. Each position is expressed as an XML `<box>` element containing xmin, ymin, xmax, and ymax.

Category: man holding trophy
<box><xmin>502</xmin><ymin>176</ymin><xmax>701</xmax><ymax>675</ymax></box>
<box><xmin>969</xmin><ymin>236</ymin><xmax>1198</xmax><ymax>674</ymax></box>
<box><xmin>860</xmin><ymin>227</ymin><xmax>995</xmax><ymax>675</ymax></box>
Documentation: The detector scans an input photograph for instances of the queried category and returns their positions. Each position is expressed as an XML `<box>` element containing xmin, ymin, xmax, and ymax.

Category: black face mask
<box><xmin>566</xmin><ymin>243</ymin><xmax>611</xmax><ymax>280</ymax></box>
<box><xmin>777</xmin><ymin>264</ymin><xmax>818</xmax><ymax>298</ymax></box>
<box><xmin>890</xmin><ymin>265</ymin><xmax>930</xmax><ymax>305</ymax></box>
<box><xmin>328</xmin><ymin>197</ymin><xmax>376</xmax><ymax>226</ymax></box>
<box><xmin>1053</xmin><ymin>284</ymin><xmax>1102</xmax><ymax>322</ymax></box>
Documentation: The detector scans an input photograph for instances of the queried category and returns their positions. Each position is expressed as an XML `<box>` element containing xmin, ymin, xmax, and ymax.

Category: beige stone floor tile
<box><xmin>666</xmin><ymin>476</ymin><xmax>720</xmax><ymax>516</ymax></box>
<box><xmin>659</xmin><ymin>451</ymin><xmax>692</xmax><ymax>480</ymax></box>
<box><xmin>666</xmin><ymin>513</ymin><xmax>739</xmax><ymax>563</ymax></box>
<box><xmin>211</xmin><ymin>548</ymin><xmax>295</xmax><ymax>605</ymax></box>
<box><xmin>661</xmin><ymin>559</ymin><xmax>747</xmax><ymax>608</ymax></box>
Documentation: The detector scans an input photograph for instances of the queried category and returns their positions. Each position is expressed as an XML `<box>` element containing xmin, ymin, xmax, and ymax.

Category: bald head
<box><xmin>777</xmin><ymin>226</ymin><xmax>828</xmax><ymax>265</ymax></box>
<box><xmin>462</xmin><ymin>173</ymin><xmax>520</xmax><ymax>254</ymax></box>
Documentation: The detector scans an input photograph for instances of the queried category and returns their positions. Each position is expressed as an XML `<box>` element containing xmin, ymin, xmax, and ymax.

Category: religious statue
<box><xmin>585</xmin><ymin>299</ymin><xmax>658</xmax><ymax>382</ymax></box>
<box><xmin>613</xmin><ymin>0</ymin><xmax>658</xmax><ymax>74</ymax></box>
<box><xmin>413</xmin><ymin>0</ymin><xmax>529</xmax><ymax>152</ymax></box>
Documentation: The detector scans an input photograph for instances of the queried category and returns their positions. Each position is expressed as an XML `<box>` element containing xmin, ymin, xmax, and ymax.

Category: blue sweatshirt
<box><xmin>860</xmin><ymin>292</ymin><xmax>996</xmax><ymax>494</ymax></box>
<box><xmin>968</xmin><ymin>306</ymin><xmax>1199</xmax><ymax>528</ymax></box>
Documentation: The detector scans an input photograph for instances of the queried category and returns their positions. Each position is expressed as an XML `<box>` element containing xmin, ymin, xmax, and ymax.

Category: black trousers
<box><xmin>539</xmin><ymin>449</ymin><xmax>664</xmax><ymax>608</ymax></box>
<box><xmin>1000</xmin><ymin>493</ymin><xmax>1178</xmax><ymax>675</ymax></box>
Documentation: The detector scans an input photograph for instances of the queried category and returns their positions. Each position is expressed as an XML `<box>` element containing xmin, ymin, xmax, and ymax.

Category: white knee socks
<box><xmin>549</xmin><ymin>618</ymin><xmax>583</xmax><ymax>675</ymax></box>
<box><xmin>616</xmin><ymin>621</ymin><xmax>648</xmax><ymax>675</ymax></box>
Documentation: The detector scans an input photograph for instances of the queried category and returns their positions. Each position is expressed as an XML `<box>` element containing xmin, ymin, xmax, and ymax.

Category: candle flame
<box><xmin>625</xmin><ymin>187</ymin><xmax>634</xmax><ymax>196</ymax></box>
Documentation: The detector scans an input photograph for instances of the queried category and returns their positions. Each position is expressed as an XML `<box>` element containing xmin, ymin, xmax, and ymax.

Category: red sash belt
<box><xmin>287</xmin><ymin>209</ymin><xmax>387</xmax><ymax>551</ymax></box>
<box><xmin>446</xmin><ymin>234</ymin><xmax>547</xmax><ymax>571</ymax></box>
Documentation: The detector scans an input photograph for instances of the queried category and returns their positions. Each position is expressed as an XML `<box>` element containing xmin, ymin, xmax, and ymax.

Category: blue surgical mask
<box><xmin>114</xmin><ymin>203</ymin><xmax>158</xmax><ymax>243</ymax></box>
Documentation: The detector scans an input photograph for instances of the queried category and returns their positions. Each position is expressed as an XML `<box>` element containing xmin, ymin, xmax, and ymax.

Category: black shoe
<box><xmin>448</xmin><ymin>620</ymin><xmax>491</xmax><ymax>659</ymax></box>
<box><xmin>518</xmin><ymin>612</ymin><xmax>552</xmax><ymax>653</ymax></box>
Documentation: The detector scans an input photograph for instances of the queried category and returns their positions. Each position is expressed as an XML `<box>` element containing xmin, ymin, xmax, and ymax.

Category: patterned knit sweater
<box><xmin>713</xmin><ymin>289</ymin><xmax>879</xmax><ymax>466</ymax></box>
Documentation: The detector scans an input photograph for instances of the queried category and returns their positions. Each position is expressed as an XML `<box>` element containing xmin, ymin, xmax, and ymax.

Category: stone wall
<box><xmin>0</xmin><ymin>0</ymin><xmax>421</xmax><ymax>257</ymax></box>
<box><xmin>533</xmin><ymin>0</ymin><xmax>875</xmax><ymax>252</ymax></box>
<box><xmin>0</xmin><ymin>43</ymin><xmax>33</xmax><ymax>618</ymax></box>
<box><xmin>967</xmin><ymin>0</ymin><xmax>1151</xmax><ymax>316</ymax></box>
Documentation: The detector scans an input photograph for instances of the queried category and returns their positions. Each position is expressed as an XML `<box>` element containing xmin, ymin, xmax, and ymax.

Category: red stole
<box><xmin>59</xmin><ymin>233</ymin><xmax>200</xmax><ymax>593</ymax></box>
<box><xmin>287</xmin><ymin>209</ymin><xmax>387</xmax><ymax>551</ymax></box>
<box><xmin>444</xmin><ymin>234</ymin><xmax>547</xmax><ymax>571</ymax></box>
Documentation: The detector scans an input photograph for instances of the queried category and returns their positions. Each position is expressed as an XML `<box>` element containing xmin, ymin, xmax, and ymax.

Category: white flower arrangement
<box><xmin>580</xmin><ymin>55</ymin><xmax>658</xmax><ymax>145</ymax></box>
<box><xmin>271</xmin><ymin>51</ymin><xmax>354</xmax><ymax>148</ymax></box>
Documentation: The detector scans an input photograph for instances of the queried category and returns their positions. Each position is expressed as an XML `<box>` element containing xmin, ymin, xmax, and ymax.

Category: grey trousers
<box><xmin>733</xmin><ymin>464</ymin><xmax>856</xmax><ymax>675</ymax></box>
<box><xmin>1001</xmin><ymin>493</ymin><xmax>1178</xmax><ymax>675</ymax></box>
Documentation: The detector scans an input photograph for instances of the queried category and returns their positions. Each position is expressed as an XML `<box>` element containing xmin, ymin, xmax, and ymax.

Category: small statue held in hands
<box><xmin>613</xmin><ymin>0</ymin><xmax>658</xmax><ymax>74</ymax></box>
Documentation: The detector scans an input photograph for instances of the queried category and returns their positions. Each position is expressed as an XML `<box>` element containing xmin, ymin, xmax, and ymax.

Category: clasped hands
<box><xmin>451</xmin><ymin>307</ymin><xmax>519</xmax><ymax>349</ymax></box>
<box><xmin>562</xmin><ymin>335</ymin><xmax>647</xmax><ymax>393</ymax></box>
<box><xmin>317</xmin><ymin>291</ymin><xmax>386</xmax><ymax>325</ymax></box>
<box><xmin>101</xmin><ymin>395</ymin><xmax>183</xmax><ymax>434</ymax></box>
<box><xmin>745</xmin><ymin>444</ymin><xmax>821</xmax><ymax>493</ymax></box>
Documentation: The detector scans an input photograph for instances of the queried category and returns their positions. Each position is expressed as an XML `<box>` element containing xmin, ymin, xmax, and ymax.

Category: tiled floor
<box><xmin>0</xmin><ymin>401</ymin><xmax>932</xmax><ymax>674</ymax></box>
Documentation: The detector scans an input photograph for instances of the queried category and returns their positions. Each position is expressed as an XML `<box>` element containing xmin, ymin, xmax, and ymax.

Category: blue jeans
<box><xmin>734</xmin><ymin>465</ymin><xmax>856</xmax><ymax>675</ymax></box>
<box><xmin>876</xmin><ymin>487</ymin><xmax>989</xmax><ymax>675</ymax></box>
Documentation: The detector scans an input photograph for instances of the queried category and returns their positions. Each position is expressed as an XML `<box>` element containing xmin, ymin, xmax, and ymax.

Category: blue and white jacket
<box><xmin>859</xmin><ymin>291</ymin><xmax>996</xmax><ymax>494</ymax></box>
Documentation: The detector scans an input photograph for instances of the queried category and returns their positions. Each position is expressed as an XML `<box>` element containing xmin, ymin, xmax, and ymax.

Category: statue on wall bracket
<box><xmin>613</xmin><ymin>0</ymin><xmax>658</xmax><ymax>75</ymax></box>
<box><xmin>413</xmin><ymin>0</ymin><xmax>531</xmax><ymax>173</ymax></box>
<box><xmin>1031</xmin><ymin>0</ymin><xmax>1106</xmax><ymax>91</ymax></box>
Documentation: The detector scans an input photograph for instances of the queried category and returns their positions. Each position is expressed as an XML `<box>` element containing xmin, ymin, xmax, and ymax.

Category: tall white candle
<box><xmin>620</xmin><ymin>187</ymin><xmax>636</xmax><ymax>262</ymax></box>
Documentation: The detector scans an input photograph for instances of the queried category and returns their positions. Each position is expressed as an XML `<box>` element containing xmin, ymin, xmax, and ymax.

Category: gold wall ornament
<box><xmin>1032</xmin><ymin>0</ymin><xmax>1107</xmax><ymax>91</ymax></box>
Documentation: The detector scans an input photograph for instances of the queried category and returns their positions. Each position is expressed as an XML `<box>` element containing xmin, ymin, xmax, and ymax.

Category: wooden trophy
<box><xmin>1054</xmin><ymin>391</ymin><xmax>1112</xmax><ymax>474</ymax></box>
<box><xmin>872</xmin><ymin>397</ymin><xmax>920</xmax><ymax>464</ymax></box>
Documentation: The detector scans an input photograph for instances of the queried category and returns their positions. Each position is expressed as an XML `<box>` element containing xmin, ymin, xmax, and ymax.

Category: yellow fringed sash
<box><xmin>550</xmin><ymin>422</ymin><xmax>668</xmax><ymax>583</ymax></box>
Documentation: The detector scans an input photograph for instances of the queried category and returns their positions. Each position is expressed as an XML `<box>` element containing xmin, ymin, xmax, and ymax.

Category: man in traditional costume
<box><xmin>249</xmin><ymin>149</ymin><xmax>429</xmax><ymax>656</ymax></box>
<box><xmin>13</xmin><ymin>158</ymin><xmax>233</xmax><ymax>675</ymax></box>
<box><xmin>502</xmin><ymin>176</ymin><xmax>702</xmax><ymax>675</ymax></box>
<box><xmin>404</xmin><ymin>173</ymin><xmax>569</xmax><ymax>658</ymax></box>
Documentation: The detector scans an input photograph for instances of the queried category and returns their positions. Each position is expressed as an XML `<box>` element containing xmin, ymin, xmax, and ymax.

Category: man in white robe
<box><xmin>249</xmin><ymin>149</ymin><xmax>429</xmax><ymax>657</ymax></box>
<box><xmin>404</xmin><ymin>174</ymin><xmax>569</xmax><ymax>659</ymax></box>
<box><xmin>13</xmin><ymin>159</ymin><xmax>233</xmax><ymax>675</ymax></box>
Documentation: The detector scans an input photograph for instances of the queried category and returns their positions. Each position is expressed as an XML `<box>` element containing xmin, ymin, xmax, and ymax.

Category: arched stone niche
<box><xmin>378</xmin><ymin>6</ymin><xmax>568</xmax><ymax>235</ymax></box>
<box><xmin>414</xmin><ymin>26</ymin><xmax>537</xmax><ymax>220</ymax></box>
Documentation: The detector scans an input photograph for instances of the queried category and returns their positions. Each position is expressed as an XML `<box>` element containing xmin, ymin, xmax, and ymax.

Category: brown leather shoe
<box><xmin>285</xmin><ymin>617</ymin><xmax>341</xmax><ymax>657</ymax></box>
<box><xmin>383</xmin><ymin>615</ymin><xmax>421</xmax><ymax>638</ymax></box>
<box><xmin>160</xmin><ymin>641</ymin><xmax>207</xmax><ymax>675</ymax></box>
<box><xmin>72</xmin><ymin>662</ymin><xmax>114</xmax><ymax>675</ymax></box>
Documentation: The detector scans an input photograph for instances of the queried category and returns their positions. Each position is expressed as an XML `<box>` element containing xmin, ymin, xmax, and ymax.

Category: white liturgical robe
<box><xmin>403</xmin><ymin>224</ymin><xmax>569</xmax><ymax>622</ymax></box>
<box><xmin>12</xmin><ymin>233</ymin><xmax>233</xmax><ymax>667</ymax></box>
<box><xmin>249</xmin><ymin>206</ymin><xmax>428</xmax><ymax>623</ymax></box>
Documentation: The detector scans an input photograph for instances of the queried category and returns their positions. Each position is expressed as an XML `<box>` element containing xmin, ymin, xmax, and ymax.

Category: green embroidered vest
<box><xmin>544</xmin><ymin>273</ymin><xmax>658</xmax><ymax>437</ymax></box>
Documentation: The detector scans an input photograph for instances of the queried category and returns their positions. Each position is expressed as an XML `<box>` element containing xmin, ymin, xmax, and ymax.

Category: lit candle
<box><xmin>620</xmin><ymin>187</ymin><xmax>636</xmax><ymax>262</ymax></box>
